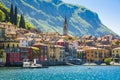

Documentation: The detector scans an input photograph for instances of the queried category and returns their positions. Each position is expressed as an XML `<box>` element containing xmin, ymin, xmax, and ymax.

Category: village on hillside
<box><xmin>0</xmin><ymin>18</ymin><xmax>120</xmax><ymax>66</ymax></box>
<box><xmin>0</xmin><ymin>4</ymin><xmax>120</xmax><ymax>67</ymax></box>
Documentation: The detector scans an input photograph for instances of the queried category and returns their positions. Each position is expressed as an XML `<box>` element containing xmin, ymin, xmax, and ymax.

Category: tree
<box><xmin>19</xmin><ymin>14</ymin><xmax>25</xmax><ymax>28</ymax></box>
<box><xmin>14</xmin><ymin>6</ymin><xmax>17</xmax><ymax>25</ymax></box>
<box><xmin>0</xmin><ymin>50</ymin><xmax>4</xmax><ymax>58</ymax></box>
<box><xmin>104</xmin><ymin>58</ymin><xmax>111</xmax><ymax>65</ymax></box>
<box><xmin>10</xmin><ymin>4</ymin><xmax>14</xmax><ymax>24</ymax></box>
<box><xmin>0</xmin><ymin>10</ymin><xmax>5</xmax><ymax>21</ymax></box>
<box><xmin>5</xmin><ymin>13</ymin><xmax>9</xmax><ymax>22</ymax></box>
<box><xmin>115</xmin><ymin>41</ymin><xmax>120</xmax><ymax>46</ymax></box>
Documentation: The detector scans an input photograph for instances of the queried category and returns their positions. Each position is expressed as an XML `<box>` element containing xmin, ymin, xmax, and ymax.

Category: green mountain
<box><xmin>0</xmin><ymin>0</ymin><xmax>117</xmax><ymax>36</ymax></box>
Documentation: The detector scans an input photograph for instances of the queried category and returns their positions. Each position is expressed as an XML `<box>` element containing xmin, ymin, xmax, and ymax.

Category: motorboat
<box><xmin>23</xmin><ymin>59</ymin><xmax>42</xmax><ymax>68</ymax></box>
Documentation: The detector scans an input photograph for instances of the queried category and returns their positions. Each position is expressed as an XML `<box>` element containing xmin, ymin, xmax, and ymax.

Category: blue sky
<box><xmin>62</xmin><ymin>0</ymin><xmax>120</xmax><ymax>35</ymax></box>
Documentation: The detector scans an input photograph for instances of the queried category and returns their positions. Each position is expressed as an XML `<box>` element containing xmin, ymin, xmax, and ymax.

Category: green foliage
<box><xmin>0</xmin><ymin>0</ymin><xmax>117</xmax><ymax>36</ymax></box>
<box><xmin>32</xmin><ymin>50</ymin><xmax>40</xmax><ymax>59</ymax></box>
<box><xmin>0</xmin><ymin>10</ymin><xmax>5</xmax><ymax>21</ymax></box>
<box><xmin>104</xmin><ymin>58</ymin><xmax>111</xmax><ymax>65</ymax></box>
<box><xmin>25</xmin><ymin>21</ymin><xmax>35</xmax><ymax>30</ymax></box>
<box><xmin>14</xmin><ymin>6</ymin><xmax>17</xmax><ymax>25</ymax></box>
<box><xmin>10</xmin><ymin>4</ymin><xmax>14</xmax><ymax>24</ymax></box>
<box><xmin>0</xmin><ymin>3</ymin><xmax>9</xmax><ymax>14</ymax></box>
<box><xmin>0</xmin><ymin>3</ymin><xmax>35</xmax><ymax>29</ymax></box>
<box><xmin>0</xmin><ymin>3</ymin><xmax>10</xmax><ymax>22</ymax></box>
<box><xmin>19</xmin><ymin>14</ymin><xmax>25</xmax><ymax>28</ymax></box>
<box><xmin>115</xmin><ymin>41</ymin><xmax>120</xmax><ymax>46</ymax></box>
<box><xmin>0</xmin><ymin>49</ymin><xmax>4</xmax><ymax>58</ymax></box>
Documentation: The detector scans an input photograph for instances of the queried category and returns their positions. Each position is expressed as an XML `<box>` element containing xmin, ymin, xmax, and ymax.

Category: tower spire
<box><xmin>63</xmin><ymin>16</ymin><xmax>68</xmax><ymax>35</ymax></box>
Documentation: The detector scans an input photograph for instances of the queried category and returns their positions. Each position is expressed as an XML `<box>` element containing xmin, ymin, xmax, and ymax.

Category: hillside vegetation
<box><xmin>1</xmin><ymin>0</ymin><xmax>117</xmax><ymax>36</ymax></box>
<box><xmin>0</xmin><ymin>3</ymin><xmax>35</xmax><ymax>29</ymax></box>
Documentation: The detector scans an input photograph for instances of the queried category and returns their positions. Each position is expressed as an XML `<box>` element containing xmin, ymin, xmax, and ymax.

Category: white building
<box><xmin>19</xmin><ymin>39</ymin><xmax>29</xmax><ymax>47</ymax></box>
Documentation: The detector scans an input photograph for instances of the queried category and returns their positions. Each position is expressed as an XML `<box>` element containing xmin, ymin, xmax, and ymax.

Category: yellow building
<box><xmin>0</xmin><ymin>40</ymin><xmax>19</xmax><ymax>53</ymax></box>
<box><xmin>112</xmin><ymin>47</ymin><xmax>120</xmax><ymax>62</ymax></box>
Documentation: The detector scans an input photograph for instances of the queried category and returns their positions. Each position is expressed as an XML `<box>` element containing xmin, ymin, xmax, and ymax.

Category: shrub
<box><xmin>104</xmin><ymin>58</ymin><xmax>111</xmax><ymax>65</ymax></box>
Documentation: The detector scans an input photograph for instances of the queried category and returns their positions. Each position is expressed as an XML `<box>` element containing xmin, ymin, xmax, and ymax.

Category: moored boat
<box><xmin>23</xmin><ymin>59</ymin><xmax>42</xmax><ymax>68</ymax></box>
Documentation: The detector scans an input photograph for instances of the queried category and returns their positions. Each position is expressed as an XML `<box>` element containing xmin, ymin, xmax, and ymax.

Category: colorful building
<box><xmin>112</xmin><ymin>47</ymin><xmax>120</xmax><ymax>62</ymax></box>
<box><xmin>83</xmin><ymin>46</ymin><xmax>110</xmax><ymax>64</ymax></box>
<box><xmin>77</xmin><ymin>49</ymin><xmax>86</xmax><ymax>63</ymax></box>
<box><xmin>33</xmin><ymin>43</ymin><xmax>48</xmax><ymax>62</ymax></box>
<box><xmin>50</xmin><ymin>45</ymin><xmax>65</xmax><ymax>61</ymax></box>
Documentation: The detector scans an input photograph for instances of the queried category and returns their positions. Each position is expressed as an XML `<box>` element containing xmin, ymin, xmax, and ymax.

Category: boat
<box><xmin>110</xmin><ymin>61</ymin><xmax>120</xmax><ymax>66</ymax></box>
<box><xmin>23</xmin><ymin>59</ymin><xmax>42</xmax><ymax>68</ymax></box>
<box><xmin>83</xmin><ymin>63</ymin><xmax>97</xmax><ymax>66</ymax></box>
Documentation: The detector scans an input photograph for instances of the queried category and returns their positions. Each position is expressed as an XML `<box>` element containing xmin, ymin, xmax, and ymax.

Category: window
<box><xmin>116</xmin><ymin>50</ymin><xmax>118</xmax><ymax>53</ymax></box>
<box><xmin>17</xmin><ymin>44</ymin><xmax>19</xmax><ymax>48</ymax></box>
<box><xmin>92</xmin><ymin>55</ymin><xmax>93</xmax><ymax>57</ymax></box>
<box><xmin>8</xmin><ymin>29</ymin><xmax>11</xmax><ymax>32</ymax></box>
<box><xmin>87</xmin><ymin>55</ymin><xmax>89</xmax><ymax>57</ymax></box>
<box><xmin>3</xmin><ymin>44</ymin><xmax>4</xmax><ymax>48</ymax></box>
<box><xmin>113</xmin><ymin>50</ymin><xmax>114</xmax><ymax>53</ymax></box>
<box><xmin>7</xmin><ymin>44</ymin><xmax>10</xmax><ymax>48</ymax></box>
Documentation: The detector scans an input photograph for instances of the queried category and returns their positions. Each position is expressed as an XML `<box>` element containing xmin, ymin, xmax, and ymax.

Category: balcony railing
<box><xmin>5</xmin><ymin>48</ymin><xmax>20</xmax><ymax>53</ymax></box>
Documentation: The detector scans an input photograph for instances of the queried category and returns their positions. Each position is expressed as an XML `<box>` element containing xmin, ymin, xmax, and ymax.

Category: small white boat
<box><xmin>110</xmin><ymin>61</ymin><xmax>120</xmax><ymax>66</ymax></box>
<box><xmin>23</xmin><ymin>59</ymin><xmax>42</xmax><ymax>68</ymax></box>
<box><xmin>83</xmin><ymin>63</ymin><xmax>97</xmax><ymax>66</ymax></box>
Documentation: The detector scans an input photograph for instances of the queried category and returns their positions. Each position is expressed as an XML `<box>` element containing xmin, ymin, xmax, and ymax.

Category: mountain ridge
<box><xmin>0</xmin><ymin>0</ymin><xmax>117</xmax><ymax>36</ymax></box>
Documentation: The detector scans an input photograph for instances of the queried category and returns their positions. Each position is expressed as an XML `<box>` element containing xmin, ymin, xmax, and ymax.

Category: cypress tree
<box><xmin>5</xmin><ymin>13</ymin><xmax>9</xmax><ymax>22</ymax></box>
<box><xmin>19</xmin><ymin>14</ymin><xmax>22</xmax><ymax>28</ymax></box>
<box><xmin>22</xmin><ymin>15</ymin><xmax>25</xmax><ymax>28</ymax></box>
<box><xmin>10</xmin><ymin>4</ymin><xmax>14</xmax><ymax>24</ymax></box>
<box><xmin>19</xmin><ymin>14</ymin><xmax>25</xmax><ymax>28</ymax></box>
<box><xmin>14</xmin><ymin>6</ymin><xmax>17</xmax><ymax>25</ymax></box>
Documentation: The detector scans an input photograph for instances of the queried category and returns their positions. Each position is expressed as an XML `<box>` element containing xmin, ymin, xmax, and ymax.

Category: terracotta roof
<box><xmin>15</xmin><ymin>37</ymin><xmax>26</xmax><ymax>40</ymax></box>
<box><xmin>33</xmin><ymin>43</ymin><xmax>47</xmax><ymax>46</ymax></box>
<box><xmin>113</xmin><ymin>47</ymin><xmax>120</xmax><ymax>50</ymax></box>
<box><xmin>54</xmin><ymin>45</ymin><xmax>64</xmax><ymax>48</ymax></box>
<box><xmin>57</xmin><ymin>39</ymin><xmax>65</xmax><ymax>42</ymax></box>
<box><xmin>7</xmin><ymin>32</ymin><xmax>16</xmax><ymax>34</ymax></box>
<box><xmin>77</xmin><ymin>49</ymin><xmax>85</xmax><ymax>52</ymax></box>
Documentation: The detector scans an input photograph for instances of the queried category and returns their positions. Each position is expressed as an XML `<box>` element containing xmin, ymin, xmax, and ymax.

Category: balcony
<box><xmin>5</xmin><ymin>48</ymin><xmax>20</xmax><ymax>53</ymax></box>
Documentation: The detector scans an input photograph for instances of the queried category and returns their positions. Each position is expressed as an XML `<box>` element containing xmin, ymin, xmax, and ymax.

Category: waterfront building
<box><xmin>77</xmin><ymin>49</ymin><xmax>86</xmax><ymax>63</ymax></box>
<box><xmin>67</xmin><ymin>42</ymin><xmax>77</xmax><ymax>60</ymax></box>
<box><xmin>33</xmin><ymin>43</ymin><xmax>48</xmax><ymax>62</ymax></box>
<box><xmin>112</xmin><ymin>47</ymin><xmax>120</xmax><ymax>62</ymax></box>
<box><xmin>19</xmin><ymin>47</ymin><xmax>33</xmax><ymax>60</ymax></box>
<box><xmin>6</xmin><ymin>52</ymin><xmax>21</xmax><ymax>66</ymax></box>
<box><xmin>83</xmin><ymin>46</ymin><xmax>110</xmax><ymax>64</ymax></box>
<box><xmin>53</xmin><ymin>45</ymin><xmax>65</xmax><ymax>61</ymax></box>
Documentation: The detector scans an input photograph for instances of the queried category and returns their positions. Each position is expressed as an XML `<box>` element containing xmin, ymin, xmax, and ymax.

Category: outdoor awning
<box><xmin>31</xmin><ymin>47</ymin><xmax>39</xmax><ymax>50</ymax></box>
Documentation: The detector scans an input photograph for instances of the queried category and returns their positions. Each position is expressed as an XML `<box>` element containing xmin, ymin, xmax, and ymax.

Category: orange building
<box><xmin>83</xmin><ymin>46</ymin><xmax>110</xmax><ymax>63</ymax></box>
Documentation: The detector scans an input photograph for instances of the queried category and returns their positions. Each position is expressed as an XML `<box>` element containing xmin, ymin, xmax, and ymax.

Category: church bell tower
<box><xmin>63</xmin><ymin>16</ymin><xmax>68</xmax><ymax>35</ymax></box>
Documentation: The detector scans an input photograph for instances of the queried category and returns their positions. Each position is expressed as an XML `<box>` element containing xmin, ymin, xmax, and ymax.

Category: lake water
<box><xmin>0</xmin><ymin>66</ymin><xmax>120</xmax><ymax>80</ymax></box>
